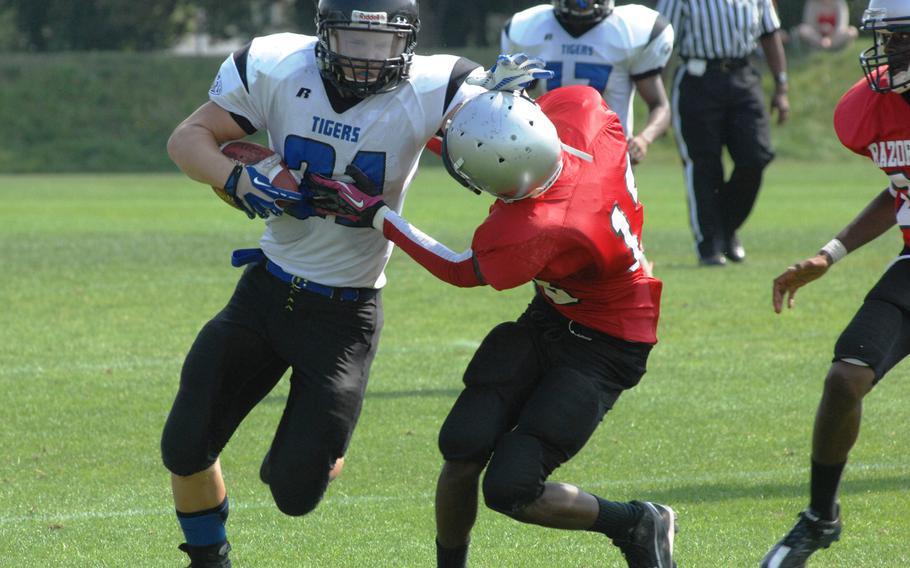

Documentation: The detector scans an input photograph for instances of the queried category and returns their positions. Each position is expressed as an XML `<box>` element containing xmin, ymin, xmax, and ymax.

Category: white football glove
<box><xmin>466</xmin><ymin>53</ymin><xmax>554</xmax><ymax>92</ymax></box>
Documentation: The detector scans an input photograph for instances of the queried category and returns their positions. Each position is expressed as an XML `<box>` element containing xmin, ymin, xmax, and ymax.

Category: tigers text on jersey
<box><xmin>501</xmin><ymin>4</ymin><xmax>673</xmax><ymax>136</ymax></box>
<box><xmin>834</xmin><ymin>73</ymin><xmax>910</xmax><ymax>247</ymax></box>
<box><xmin>209</xmin><ymin>33</ymin><xmax>483</xmax><ymax>288</ymax></box>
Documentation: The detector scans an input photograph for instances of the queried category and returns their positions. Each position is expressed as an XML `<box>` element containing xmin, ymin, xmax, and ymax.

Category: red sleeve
<box><xmin>474</xmin><ymin>246</ymin><xmax>547</xmax><ymax>290</ymax></box>
<box><xmin>380</xmin><ymin>209</ymin><xmax>483</xmax><ymax>288</ymax></box>
<box><xmin>833</xmin><ymin>78</ymin><xmax>874</xmax><ymax>157</ymax></box>
<box><xmin>425</xmin><ymin>135</ymin><xmax>443</xmax><ymax>157</ymax></box>
<box><xmin>471</xmin><ymin>213</ymin><xmax>556</xmax><ymax>290</ymax></box>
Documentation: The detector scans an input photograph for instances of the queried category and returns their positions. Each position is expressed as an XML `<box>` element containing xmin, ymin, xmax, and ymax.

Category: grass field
<box><xmin>2</xmin><ymin>156</ymin><xmax>909</xmax><ymax>567</ymax></box>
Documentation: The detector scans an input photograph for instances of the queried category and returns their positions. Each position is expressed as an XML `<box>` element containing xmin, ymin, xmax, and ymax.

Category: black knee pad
<box><xmin>481</xmin><ymin>432</ymin><xmax>547</xmax><ymax>515</ymax></box>
<box><xmin>161</xmin><ymin>424</ymin><xmax>215</xmax><ymax>477</ymax></box>
<box><xmin>438</xmin><ymin>388</ymin><xmax>501</xmax><ymax>464</ymax></box>
<box><xmin>269</xmin><ymin>471</ymin><xmax>329</xmax><ymax>517</ymax></box>
<box><xmin>266</xmin><ymin>451</ymin><xmax>333</xmax><ymax>517</ymax></box>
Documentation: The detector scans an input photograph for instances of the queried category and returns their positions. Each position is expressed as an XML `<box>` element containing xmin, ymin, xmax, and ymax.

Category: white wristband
<box><xmin>372</xmin><ymin>205</ymin><xmax>391</xmax><ymax>231</ymax></box>
<box><xmin>820</xmin><ymin>238</ymin><xmax>847</xmax><ymax>264</ymax></box>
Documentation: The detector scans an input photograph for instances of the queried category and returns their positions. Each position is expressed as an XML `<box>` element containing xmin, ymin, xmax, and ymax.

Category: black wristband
<box><xmin>224</xmin><ymin>164</ymin><xmax>244</xmax><ymax>196</ymax></box>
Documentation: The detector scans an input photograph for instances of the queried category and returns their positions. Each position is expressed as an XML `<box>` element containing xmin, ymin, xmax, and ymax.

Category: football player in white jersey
<box><xmin>159</xmin><ymin>1</ymin><xmax>551</xmax><ymax>565</ymax></box>
<box><xmin>502</xmin><ymin>0</ymin><xmax>674</xmax><ymax>164</ymax></box>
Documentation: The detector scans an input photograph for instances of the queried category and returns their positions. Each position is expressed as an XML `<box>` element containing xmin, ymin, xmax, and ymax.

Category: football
<box><xmin>214</xmin><ymin>141</ymin><xmax>301</xmax><ymax>209</ymax></box>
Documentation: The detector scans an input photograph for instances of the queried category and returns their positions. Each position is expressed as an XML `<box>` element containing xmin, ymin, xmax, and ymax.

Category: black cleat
<box><xmin>178</xmin><ymin>541</ymin><xmax>232</xmax><ymax>568</ymax></box>
<box><xmin>760</xmin><ymin>508</ymin><xmax>841</xmax><ymax>568</ymax></box>
<box><xmin>698</xmin><ymin>252</ymin><xmax>727</xmax><ymax>267</ymax></box>
<box><xmin>723</xmin><ymin>234</ymin><xmax>746</xmax><ymax>263</ymax></box>
<box><xmin>612</xmin><ymin>501</ymin><xmax>678</xmax><ymax>568</ymax></box>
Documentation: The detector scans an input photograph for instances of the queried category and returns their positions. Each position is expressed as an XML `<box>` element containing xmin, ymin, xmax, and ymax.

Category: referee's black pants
<box><xmin>671</xmin><ymin>62</ymin><xmax>775</xmax><ymax>260</ymax></box>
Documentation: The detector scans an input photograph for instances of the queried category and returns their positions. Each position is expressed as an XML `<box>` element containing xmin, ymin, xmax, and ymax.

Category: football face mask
<box><xmin>315</xmin><ymin>0</ymin><xmax>419</xmax><ymax>98</ymax></box>
<box><xmin>327</xmin><ymin>28</ymin><xmax>409</xmax><ymax>84</ymax></box>
<box><xmin>860</xmin><ymin>0</ymin><xmax>910</xmax><ymax>93</ymax></box>
<box><xmin>552</xmin><ymin>0</ymin><xmax>613</xmax><ymax>25</ymax></box>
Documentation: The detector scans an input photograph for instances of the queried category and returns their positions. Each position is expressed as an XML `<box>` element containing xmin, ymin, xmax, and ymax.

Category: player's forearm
<box><xmin>167</xmin><ymin>122</ymin><xmax>236</xmax><ymax>188</ymax></box>
<box><xmin>760</xmin><ymin>33</ymin><xmax>788</xmax><ymax>89</ymax></box>
<box><xmin>634</xmin><ymin>75</ymin><xmax>671</xmax><ymax>144</ymax></box>
<box><xmin>833</xmin><ymin>189</ymin><xmax>897</xmax><ymax>254</ymax></box>
<box><xmin>638</xmin><ymin>103</ymin><xmax>670</xmax><ymax>145</ymax></box>
<box><xmin>373</xmin><ymin>207</ymin><xmax>484</xmax><ymax>288</ymax></box>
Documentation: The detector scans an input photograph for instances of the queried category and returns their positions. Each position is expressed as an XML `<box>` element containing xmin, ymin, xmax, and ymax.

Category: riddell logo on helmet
<box><xmin>352</xmin><ymin>10</ymin><xmax>388</xmax><ymax>24</ymax></box>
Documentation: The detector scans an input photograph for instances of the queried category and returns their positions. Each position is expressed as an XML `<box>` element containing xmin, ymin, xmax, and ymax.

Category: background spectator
<box><xmin>796</xmin><ymin>0</ymin><xmax>859</xmax><ymax>50</ymax></box>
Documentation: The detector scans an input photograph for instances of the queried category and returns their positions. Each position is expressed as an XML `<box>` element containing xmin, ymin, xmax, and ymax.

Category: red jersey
<box><xmin>473</xmin><ymin>86</ymin><xmax>660</xmax><ymax>343</ymax></box>
<box><xmin>834</xmin><ymin>73</ymin><xmax>910</xmax><ymax>246</ymax></box>
<box><xmin>384</xmin><ymin>86</ymin><xmax>660</xmax><ymax>343</ymax></box>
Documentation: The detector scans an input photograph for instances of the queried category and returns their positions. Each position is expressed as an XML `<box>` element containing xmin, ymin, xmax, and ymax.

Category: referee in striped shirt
<box><xmin>657</xmin><ymin>0</ymin><xmax>790</xmax><ymax>266</ymax></box>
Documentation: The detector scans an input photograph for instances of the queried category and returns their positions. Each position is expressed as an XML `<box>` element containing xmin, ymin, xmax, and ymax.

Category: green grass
<box><xmin>1</xmin><ymin>158</ymin><xmax>909</xmax><ymax>567</ymax></box>
<box><xmin>0</xmin><ymin>43</ymin><xmax>876</xmax><ymax>173</ymax></box>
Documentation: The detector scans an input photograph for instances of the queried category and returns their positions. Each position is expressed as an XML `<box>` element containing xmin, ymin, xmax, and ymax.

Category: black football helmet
<box><xmin>859</xmin><ymin>0</ymin><xmax>910</xmax><ymax>93</ymax></box>
<box><xmin>315</xmin><ymin>0</ymin><xmax>420</xmax><ymax>98</ymax></box>
<box><xmin>552</xmin><ymin>0</ymin><xmax>613</xmax><ymax>25</ymax></box>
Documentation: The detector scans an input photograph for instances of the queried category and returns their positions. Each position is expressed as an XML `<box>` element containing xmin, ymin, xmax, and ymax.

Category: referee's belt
<box><xmin>686</xmin><ymin>57</ymin><xmax>749</xmax><ymax>72</ymax></box>
<box><xmin>705</xmin><ymin>57</ymin><xmax>749</xmax><ymax>71</ymax></box>
<box><xmin>231</xmin><ymin>248</ymin><xmax>375</xmax><ymax>302</ymax></box>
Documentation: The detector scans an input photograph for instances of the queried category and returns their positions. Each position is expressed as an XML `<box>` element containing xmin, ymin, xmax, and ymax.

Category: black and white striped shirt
<box><xmin>655</xmin><ymin>0</ymin><xmax>781</xmax><ymax>60</ymax></box>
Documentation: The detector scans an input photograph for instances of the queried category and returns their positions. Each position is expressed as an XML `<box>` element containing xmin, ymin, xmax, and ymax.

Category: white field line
<box><xmin>0</xmin><ymin>342</ymin><xmax>482</xmax><ymax>378</ymax></box>
<box><xmin>1</xmin><ymin>461</ymin><xmax>907</xmax><ymax>525</ymax></box>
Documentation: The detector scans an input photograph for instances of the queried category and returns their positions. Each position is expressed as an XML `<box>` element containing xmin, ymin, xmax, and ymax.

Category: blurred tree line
<box><xmin>0</xmin><ymin>0</ymin><xmax>872</xmax><ymax>52</ymax></box>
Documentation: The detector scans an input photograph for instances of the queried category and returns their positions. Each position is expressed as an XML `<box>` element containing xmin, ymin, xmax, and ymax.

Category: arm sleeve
<box><xmin>209</xmin><ymin>41</ymin><xmax>267</xmax><ymax>132</ymax></box>
<box><xmin>630</xmin><ymin>17</ymin><xmax>675</xmax><ymax>78</ymax></box>
<box><xmin>443</xmin><ymin>57</ymin><xmax>484</xmax><ymax>118</ymax></box>
<box><xmin>376</xmin><ymin>208</ymin><xmax>484</xmax><ymax>288</ymax></box>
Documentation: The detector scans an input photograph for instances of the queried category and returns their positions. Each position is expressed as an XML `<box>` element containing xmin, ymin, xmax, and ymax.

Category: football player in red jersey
<box><xmin>307</xmin><ymin>85</ymin><xmax>675</xmax><ymax>568</ymax></box>
<box><xmin>761</xmin><ymin>1</ymin><xmax>910</xmax><ymax>566</ymax></box>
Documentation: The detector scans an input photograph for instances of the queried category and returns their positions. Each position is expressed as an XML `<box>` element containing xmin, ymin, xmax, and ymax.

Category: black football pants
<box><xmin>438</xmin><ymin>296</ymin><xmax>652</xmax><ymax>514</ymax></box>
<box><xmin>161</xmin><ymin>262</ymin><xmax>382</xmax><ymax>516</ymax></box>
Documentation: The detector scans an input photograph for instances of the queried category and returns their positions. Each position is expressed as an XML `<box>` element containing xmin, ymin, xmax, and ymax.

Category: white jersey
<box><xmin>502</xmin><ymin>4</ymin><xmax>673</xmax><ymax>136</ymax></box>
<box><xmin>209</xmin><ymin>33</ymin><xmax>484</xmax><ymax>288</ymax></box>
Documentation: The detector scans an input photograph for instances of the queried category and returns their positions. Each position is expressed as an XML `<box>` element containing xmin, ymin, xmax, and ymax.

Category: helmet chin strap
<box><xmin>560</xmin><ymin>142</ymin><xmax>593</xmax><ymax>162</ymax></box>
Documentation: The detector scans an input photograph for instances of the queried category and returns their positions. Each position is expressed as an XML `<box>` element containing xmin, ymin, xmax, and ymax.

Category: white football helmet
<box><xmin>860</xmin><ymin>0</ymin><xmax>910</xmax><ymax>93</ymax></box>
<box><xmin>442</xmin><ymin>92</ymin><xmax>563</xmax><ymax>202</ymax></box>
